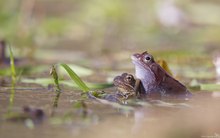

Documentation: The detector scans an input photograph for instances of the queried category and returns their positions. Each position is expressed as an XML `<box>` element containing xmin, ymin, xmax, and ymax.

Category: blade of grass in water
<box><xmin>9</xmin><ymin>45</ymin><xmax>16</xmax><ymax>83</ymax></box>
<box><xmin>59</xmin><ymin>63</ymin><xmax>90</xmax><ymax>92</ymax></box>
<box><xmin>50</xmin><ymin>65</ymin><xmax>61</xmax><ymax>92</ymax></box>
<box><xmin>50</xmin><ymin>65</ymin><xmax>62</xmax><ymax>115</ymax></box>
<box><xmin>50</xmin><ymin>64</ymin><xmax>90</xmax><ymax>116</ymax></box>
<box><xmin>8</xmin><ymin>45</ymin><xmax>16</xmax><ymax>115</ymax></box>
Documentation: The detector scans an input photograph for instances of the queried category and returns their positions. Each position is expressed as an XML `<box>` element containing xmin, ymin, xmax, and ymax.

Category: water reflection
<box><xmin>1</xmin><ymin>86</ymin><xmax>220</xmax><ymax>138</ymax></box>
<box><xmin>80</xmin><ymin>94</ymin><xmax>220</xmax><ymax>138</ymax></box>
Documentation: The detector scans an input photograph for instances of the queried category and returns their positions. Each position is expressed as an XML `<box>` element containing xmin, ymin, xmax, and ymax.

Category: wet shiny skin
<box><xmin>131</xmin><ymin>51</ymin><xmax>192</xmax><ymax>98</ymax></box>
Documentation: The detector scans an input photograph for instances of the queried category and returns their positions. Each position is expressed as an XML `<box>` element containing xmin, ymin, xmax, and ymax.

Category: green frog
<box><xmin>131</xmin><ymin>51</ymin><xmax>192</xmax><ymax>98</ymax></box>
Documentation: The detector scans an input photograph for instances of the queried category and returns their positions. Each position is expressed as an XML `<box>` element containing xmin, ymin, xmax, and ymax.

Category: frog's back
<box><xmin>158</xmin><ymin>74</ymin><xmax>192</xmax><ymax>98</ymax></box>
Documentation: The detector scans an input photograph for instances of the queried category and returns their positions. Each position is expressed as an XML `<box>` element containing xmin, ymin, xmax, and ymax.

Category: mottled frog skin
<box><xmin>113</xmin><ymin>73</ymin><xmax>146</xmax><ymax>98</ymax></box>
<box><xmin>131</xmin><ymin>51</ymin><xmax>192</xmax><ymax>98</ymax></box>
<box><xmin>113</xmin><ymin>73</ymin><xmax>136</xmax><ymax>98</ymax></box>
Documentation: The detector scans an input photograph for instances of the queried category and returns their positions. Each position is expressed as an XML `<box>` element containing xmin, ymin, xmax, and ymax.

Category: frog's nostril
<box><xmin>131</xmin><ymin>53</ymin><xmax>141</xmax><ymax>59</ymax></box>
<box><xmin>113</xmin><ymin>76</ymin><xmax>120</xmax><ymax>82</ymax></box>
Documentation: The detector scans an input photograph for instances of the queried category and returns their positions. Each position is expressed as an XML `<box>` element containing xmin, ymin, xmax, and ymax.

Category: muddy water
<box><xmin>1</xmin><ymin>83</ymin><xmax>220</xmax><ymax>138</ymax></box>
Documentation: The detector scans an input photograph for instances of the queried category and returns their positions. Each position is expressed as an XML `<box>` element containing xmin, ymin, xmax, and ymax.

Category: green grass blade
<box><xmin>9</xmin><ymin>45</ymin><xmax>16</xmax><ymax>83</ymax></box>
<box><xmin>7</xmin><ymin>45</ymin><xmax>16</xmax><ymax>115</ymax></box>
<box><xmin>59</xmin><ymin>63</ymin><xmax>90</xmax><ymax>92</ymax></box>
<box><xmin>50</xmin><ymin>65</ymin><xmax>62</xmax><ymax>111</ymax></box>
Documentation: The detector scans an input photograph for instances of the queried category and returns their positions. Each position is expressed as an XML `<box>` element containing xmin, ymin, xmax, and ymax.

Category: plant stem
<box><xmin>7</xmin><ymin>45</ymin><xmax>17</xmax><ymax>115</ymax></box>
<box><xmin>50</xmin><ymin>65</ymin><xmax>61</xmax><ymax>116</ymax></box>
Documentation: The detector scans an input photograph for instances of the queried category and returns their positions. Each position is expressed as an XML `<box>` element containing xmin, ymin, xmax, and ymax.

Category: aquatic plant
<box><xmin>50</xmin><ymin>65</ymin><xmax>61</xmax><ymax>109</ymax></box>
<box><xmin>7</xmin><ymin>45</ymin><xmax>16</xmax><ymax>114</ymax></box>
<box><xmin>59</xmin><ymin>63</ymin><xmax>90</xmax><ymax>92</ymax></box>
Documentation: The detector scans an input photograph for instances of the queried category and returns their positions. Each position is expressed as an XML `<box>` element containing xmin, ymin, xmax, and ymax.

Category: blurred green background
<box><xmin>0</xmin><ymin>0</ymin><xmax>220</xmax><ymax>58</ymax></box>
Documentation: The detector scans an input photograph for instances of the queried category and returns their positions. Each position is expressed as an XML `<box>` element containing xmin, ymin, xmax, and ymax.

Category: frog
<box><xmin>87</xmin><ymin>73</ymin><xmax>138</xmax><ymax>103</ymax></box>
<box><xmin>113</xmin><ymin>72</ymin><xmax>165</xmax><ymax>100</ymax></box>
<box><xmin>131</xmin><ymin>51</ymin><xmax>192</xmax><ymax>98</ymax></box>
<box><xmin>113</xmin><ymin>73</ymin><xmax>146</xmax><ymax>99</ymax></box>
<box><xmin>113</xmin><ymin>73</ymin><xmax>136</xmax><ymax>97</ymax></box>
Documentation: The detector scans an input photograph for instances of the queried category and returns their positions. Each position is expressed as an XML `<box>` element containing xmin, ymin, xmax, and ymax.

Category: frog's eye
<box><xmin>143</xmin><ymin>55</ymin><xmax>152</xmax><ymax>63</ymax></box>
<box><xmin>126</xmin><ymin>75</ymin><xmax>133</xmax><ymax>82</ymax></box>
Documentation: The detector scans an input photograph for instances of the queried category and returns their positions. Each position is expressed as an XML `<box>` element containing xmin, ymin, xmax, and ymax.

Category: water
<box><xmin>1</xmin><ymin>82</ymin><xmax>220</xmax><ymax>138</ymax></box>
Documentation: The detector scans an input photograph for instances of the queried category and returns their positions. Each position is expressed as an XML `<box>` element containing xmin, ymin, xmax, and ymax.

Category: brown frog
<box><xmin>87</xmin><ymin>73</ymin><xmax>138</xmax><ymax>103</ymax></box>
<box><xmin>113</xmin><ymin>73</ymin><xmax>145</xmax><ymax>99</ymax></box>
<box><xmin>131</xmin><ymin>51</ymin><xmax>192</xmax><ymax>98</ymax></box>
<box><xmin>113</xmin><ymin>73</ymin><xmax>136</xmax><ymax>95</ymax></box>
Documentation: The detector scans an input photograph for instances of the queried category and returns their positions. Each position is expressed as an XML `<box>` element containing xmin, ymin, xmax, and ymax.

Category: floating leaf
<box><xmin>21</xmin><ymin>78</ymin><xmax>113</xmax><ymax>90</ymax></box>
<box><xmin>21</xmin><ymin>78</ymin><xmax>53</xmax><ymax>87</ymax></box>
<box><xmin>200</xmin><ymin>83</ymin><xmax>220</xmax><ymax>91</ymax></box>
<box><xmin>189</xmin><ymin>79</ymin><xmax>201</xmax><ymax>90</ymax></box>
<box><xmin>61</xmin><ymin>81</ymin><xmax>113</xmax><ymax>89</ymax></box>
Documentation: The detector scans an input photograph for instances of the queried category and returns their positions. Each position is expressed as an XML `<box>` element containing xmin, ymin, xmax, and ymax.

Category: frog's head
<box><xmin>113</xmin><ymin>73</ymin><xmax>136</xmax><ymax>94</ymax></box>
<box><xmin>131</xmin><ymin>51</ymin><xmax>156</xmax><ymax>81</ymax></box>
<box><xmin>131</xmin><ymin>51</ymin><xmax>155</xmax><ymax>67</ymax></box>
